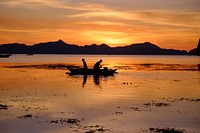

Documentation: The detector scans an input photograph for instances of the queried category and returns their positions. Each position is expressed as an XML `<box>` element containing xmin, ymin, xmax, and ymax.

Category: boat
<box><xmin>67</xmin><ymin>68</ymin><xmax>117</xmax><ymax>76</ymax></box>
<box><xmin>26</xmin><ymin>53</ymin><xmax>34</xmax><ymax>56</ymax></box>
<box><xmin>0</xmin><ymin>54</ymin><xmax>12</xmax><ymax>58</ymax></box>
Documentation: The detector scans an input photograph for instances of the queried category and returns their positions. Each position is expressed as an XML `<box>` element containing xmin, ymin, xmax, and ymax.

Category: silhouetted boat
<box><xmin>67</xmin><ymin>68</ymin><xmax>117</xmax><ymax>76</ymax></box>
<box><xmin>26</xmin><ymin>53</ymin><xmax>34</xmax><ymax>55</ymax></box>
<box><xmin>0</xmin><ymin>54</ymin><xmax>12</xmax><ymax>58</ymax></box>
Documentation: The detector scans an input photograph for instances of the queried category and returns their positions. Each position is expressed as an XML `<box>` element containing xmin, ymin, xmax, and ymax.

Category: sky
<box><xmin>0</xmin><ymin>0</ymin><xmax>200</xmax><ymax>51</ymax></box>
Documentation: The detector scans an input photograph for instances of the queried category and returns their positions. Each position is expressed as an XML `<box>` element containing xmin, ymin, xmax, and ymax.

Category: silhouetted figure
<box><xmin>93</xmin><ymin>59</ymin><xmax>102</xmax><ymax>71</ymax></box>
<box><xmin>82</xmin><ymin>58</ymin><xmax>88</xmax><ymax>70</ymax></box>
<box><xmin>196</xmin><ymin>38</ymin><xmax>200</xmax><ymax>56</ymax></box>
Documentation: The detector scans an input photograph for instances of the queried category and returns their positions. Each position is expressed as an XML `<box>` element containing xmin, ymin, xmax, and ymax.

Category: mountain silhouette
<box><xmin>0</xmin><ymin>39</ymin><xmax>194</xmax><ymax>55</ymax></box>
<box><xmin>188</xmin><ymin>38</ymin><xmax>200</xmax><ymax>55</ymax></box>
<box><xmin>188</xmin><ymin>48</ymin><xmax>197</xmax><ymax>55</ymax></box>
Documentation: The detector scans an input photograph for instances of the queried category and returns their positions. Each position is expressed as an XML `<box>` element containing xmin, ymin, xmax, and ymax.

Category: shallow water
<box><xmin>0</xmin><ymin>55</ymin><xmax>200</xmax><ymax>133</ymax></box>
<box><xmin>1</xmin><ymin>54</ymin><xmax>200</xmax><ymax>64</ymax></box>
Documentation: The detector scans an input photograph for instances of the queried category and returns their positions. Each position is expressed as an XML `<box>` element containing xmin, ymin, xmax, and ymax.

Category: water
<box><xmin>1</xmin><ymin>54</ymin><xmax>200</xmax><ymax>64</ymax></box>
<box><xmin>0</xmin><ymin>54</ymin><xmax>200</xmax><ymax>133</ymax></box>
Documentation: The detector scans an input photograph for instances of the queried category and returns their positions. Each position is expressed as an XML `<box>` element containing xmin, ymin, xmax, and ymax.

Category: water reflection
<box><xmin>82</xmin><ymin>75</ymin><xmax>87</xmax><ymax>87</ymax></box>
<box><xmin>82</xmin><ymin>75</ymin><xmax>101</xmax><ymax>87</ymax></box>
<box><xmin>93</xmin><ymin>75</ymin><xmax>100</xmax><ymax>85</ymax></box>
<box><xmin>198</xmin><ymin>64</ymin><xmax>200</xmax><ymax>71</ymax></box>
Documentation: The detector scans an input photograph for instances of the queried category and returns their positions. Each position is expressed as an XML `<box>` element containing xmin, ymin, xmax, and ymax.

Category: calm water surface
<box><xmin>1</xmin><ymin>54</ymin><xmax>200</xmax><ymax>64</ymax></box>
<box><xmin>0</xmin><ymin>54</ymin><xmax>200</xmax><ymax>133</ymax></box>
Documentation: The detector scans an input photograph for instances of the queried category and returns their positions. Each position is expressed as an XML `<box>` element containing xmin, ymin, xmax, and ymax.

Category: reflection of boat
<box><xmin>68</xmin><ymin>68</ymin><xmax>117</xmax><ymax>76</ymax></box>
<box><xmin>0</xmin><ymin>54</ymin><xmax>12</xmax><ymax>58</ymax></box>
<box><xmin>27</xmin><ymin>53</ymin><xmax>34</xmax><ymax>55</ymax></box>
<box><xmin>82</xmin><ymin>75</ymin><xmax>101</xmax><ymax>87</ymax></box>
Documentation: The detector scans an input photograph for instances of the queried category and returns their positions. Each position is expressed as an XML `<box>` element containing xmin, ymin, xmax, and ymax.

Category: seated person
<box><xmin>93</xmin><ymin>59</ymin><xmax>102</xmax><ymax>70</ymax></box>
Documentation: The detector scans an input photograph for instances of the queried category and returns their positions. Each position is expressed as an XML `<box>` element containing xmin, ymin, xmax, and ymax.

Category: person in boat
<box><xmin>82</xmin><ymin>58</ymin><xmax>88</xmax><ymax>70</ymax></box>
<box><xmin>93</xmin><ymin>59</ymin><xmax>102</xmax><ymax>71</ymax></box>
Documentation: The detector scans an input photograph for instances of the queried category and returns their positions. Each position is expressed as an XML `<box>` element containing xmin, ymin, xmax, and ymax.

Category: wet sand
<box><xmin>0</xmin><ymin>62</ymin><xmax>200</xmax><ymax>133</ymax></box>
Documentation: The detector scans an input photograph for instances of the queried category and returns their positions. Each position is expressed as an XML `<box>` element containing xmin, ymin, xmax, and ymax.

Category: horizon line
<box><xmin>1</xmin><ymin>39</ymin><xmax>197</xmax><ymax>52</ymax></box>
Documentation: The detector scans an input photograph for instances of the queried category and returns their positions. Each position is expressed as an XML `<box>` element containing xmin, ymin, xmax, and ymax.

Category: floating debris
<box><xmin>122</xmin><ymin>82</ymin><xmax>133</xmax><ymax>85</ymax></box>
<box><xmin>67</xmin><ymin>118</ymin><xmax>80</xmax><ymax>124</ymax></box>
<box><xmin>0</xmin><ymin>104</ymin><xmax>10</xmax><ymax>110</ymax></box>
<box><xmin>18</xmin><ymin>114</ymin><xmax>32</xmax><ymax>119</ymax></box>
<box><xmin>114</xmin><ymin>64</ymin><xmax>199</xmax><ymax>71</ymax></box>
<box><xmin>85</xmin><ymin>125</ymin><xmax>109</xmax><ymax>133</ymax></box>
<box><xmin>177</xmin><ymin>98</ymin><xmax>200</xmax><ymax>102</ymax></box>
<box><xmin>49</xmin><ymin>118</ymin><xmax>80</xmax><ymax>125</ymax></box>
<box><xmin>157</xmin><ymin>97</ymin><xmax>200</xmax><ymax>103</ymax></box>
<box><xmin>115</xmin><ymin>112</ymin><xmax>123</xmax><ymax>114</ymax></box>
<box><xmin>86</xmin><ymin>128</ymin><xmax>108</xmax><ymax>133</ymax></box>
<box><xmin>144</xmin><ymin>102</ymin><xmax>170</xmax><ymax>107</ymax></box>
<box><xmin>7</xmin><ymin>64</ymin><xmax>80</xmax><ymax>70</ymax></box>
<box><xmin>149</xmin><ymin>127</ymin><xmax>185</xmax><ymax>133</ymax></box>
<box><xmin>51</xmin><ymin>120</ymin><xmax>59</xmax><ymax>123</ymax></box>
<box><xmin>129</xmin><ymin>107</ymin><xmax>142</xmax><ymax>111</ymax></box>
<box><xmin>173</xmin><ymin>80</ymin><xmax>181</xmax><ymax>82</ymax></box>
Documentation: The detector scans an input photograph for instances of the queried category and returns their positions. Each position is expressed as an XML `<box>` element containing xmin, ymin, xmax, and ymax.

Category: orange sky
<box><xmin>0</xmin><ymin>0</ymin><xmax>200</xmax><ymax>51</ymax></box>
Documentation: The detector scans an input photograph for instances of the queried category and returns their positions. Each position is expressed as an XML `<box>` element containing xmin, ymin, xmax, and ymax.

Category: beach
<box><xmin>0</xmin><ymin>55</ymin><xmax>200</xmax><ymax>133</ymax></box>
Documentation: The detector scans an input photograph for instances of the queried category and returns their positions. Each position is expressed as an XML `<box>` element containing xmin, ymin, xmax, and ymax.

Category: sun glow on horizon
<box><xmin>0</xmin><ymin>0</ymin><xmax>200</xmax><ymax>51</ymax></box>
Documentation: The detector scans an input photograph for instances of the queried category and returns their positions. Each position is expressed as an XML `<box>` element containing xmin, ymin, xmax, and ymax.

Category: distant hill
<box><xmin>188</xmin><ymin>48</ymin><xmax>197</xmax><ymax>55</ymax></box>
<box><xmin>188</xmin><ymin>38</ymin><xmax>200</xmax><ymax>55</ymax></box>
<box><xmin>0</xmin><ymin>39</ymin><xmax>192</xmax><ymax>55</ymax></box>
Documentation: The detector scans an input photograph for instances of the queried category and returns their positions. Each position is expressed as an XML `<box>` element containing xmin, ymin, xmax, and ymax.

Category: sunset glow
<box><xmin>0</xmin><ymin>0</ymin><xmax>200</xmax><ymax>50</ymax></box>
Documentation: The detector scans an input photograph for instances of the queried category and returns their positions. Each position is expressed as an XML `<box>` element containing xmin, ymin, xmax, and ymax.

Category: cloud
<box><xmin>1</xmin><ymin>0</ymin><xmax>199</xmax><ymax>29</ymax></box>
<box><xmin>134</xmin><ymin>10</ymin><xmax>200</xmax><ymax>28</ymax></box>
<box><xmin>0</xmin><ymin>28</ymin><xmax>39</xmax><ymax>33</ymax></box>
<box><xmin>78</xmin><ymin>21</ymin><xmax>126</xmax><ymax>26</ymax></box>
<box><xmin>70</xmin><ymin>8</ymin><xmax>200</xmax><ymax>28</ymax></box>
<box><xmin>0</xmin><ymin>0</ymin><xmax>107</xmax><ymax>11</ymax></box>
<box><xmin>69</xmin><ymin>10</ymin><xmax>134</xmax><ymax>21</ymax></box>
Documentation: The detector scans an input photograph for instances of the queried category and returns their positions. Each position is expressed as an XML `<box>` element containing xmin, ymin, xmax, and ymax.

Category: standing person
<box><xmin>82</xmin><ymin>58</ymin><xmax>88</xmax><ymax>70</ymax></box>
<box><xmin>93</xmin><ymin>59</ymin><xmax>102</xmax><ymax>70</ymax></box>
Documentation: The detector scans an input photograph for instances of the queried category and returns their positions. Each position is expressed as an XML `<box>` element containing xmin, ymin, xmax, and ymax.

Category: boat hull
<box><xmin>68</xmin><ymin>68</ymin><xmax>117</xmax><ymax>76</ymax></box>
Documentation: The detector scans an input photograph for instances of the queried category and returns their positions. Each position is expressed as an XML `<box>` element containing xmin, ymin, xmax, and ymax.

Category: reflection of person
<box><xmin>93</xmin><ymin>75</ymin><xmax>100</xmax><ymax>85</ymax></box>
<box><xmin>82</xmin><ymin>74</ymin><xmax>100</xmax><ymax>87</ymax></box>
<box><xmin>82</xmin><ymin>58</ymin><xmax>88</xmax><ymax>70</ymax></box>
<box><xmin>93</xmin><ymin>59</ymin><xmax>102</xmax><ymax>70</ymax></box>
<box><xmin>82</xmin><ymin>75</ymin><xmax>87</xmax><ymax>87</ymax></box>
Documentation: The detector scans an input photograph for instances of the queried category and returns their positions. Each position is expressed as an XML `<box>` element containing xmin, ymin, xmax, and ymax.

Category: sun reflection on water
<box><xmin>0</xmin><ymin>55</ymin><xmax>200</xmax><ymax>133</ymax></box>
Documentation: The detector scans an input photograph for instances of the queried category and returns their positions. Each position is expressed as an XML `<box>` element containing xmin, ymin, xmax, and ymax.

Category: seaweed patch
<box><xmin>144</xmin><ymin>102</ymin><xmax>170</xmax><ymax>107</ymax></box>
<box><xmin>0</xmin><ymin>104</ymin><xmax>11</xmax><ymax>110</ymax></box>
<box><xmin>149</xmin><ymin>127</ymin><xmax>185</xmax><ymax>133</ymax></box>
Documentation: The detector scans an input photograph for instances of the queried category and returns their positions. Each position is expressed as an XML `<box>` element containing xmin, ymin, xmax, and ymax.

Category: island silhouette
<box><xmin>0</xmin><ymin>39</ymin><xmax>199</xmax><ymax>55</ymax></box>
